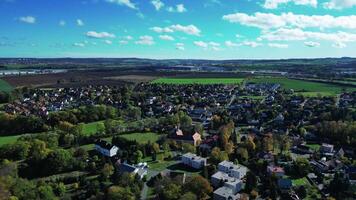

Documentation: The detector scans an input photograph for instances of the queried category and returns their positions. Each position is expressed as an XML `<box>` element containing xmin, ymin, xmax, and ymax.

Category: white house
<box><xmin>181</xmin><ymin>153</ymin><xmax>207</xmax><ymax>169</ymax></box>
<box><xmin>95</xmin><ymin>140</ymin><xmax>119</xmax><ymax>157</ymax></box>
<box><xmin>218</xmin><ymin>160</ymin><xmax>247</xmax><ymax>179</ymax></box>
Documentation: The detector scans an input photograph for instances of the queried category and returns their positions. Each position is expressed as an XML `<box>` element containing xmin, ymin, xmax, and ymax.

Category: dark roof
<box><xmin>95</xmin><ymin>139</ymin><xmax>116</xmax><ymax>150</ymax></box>
<box><xmin>118</xmin><ymin>163</ymin><xmax>136</xmax><ymax>173</ymax></box>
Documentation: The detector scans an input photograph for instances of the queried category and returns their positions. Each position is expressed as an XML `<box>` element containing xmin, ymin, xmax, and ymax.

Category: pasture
<box><xmin>152</xmin><ymin>78</ymin><xmax>244</xmax><ymax>85</ymax></box>
<box><xmin>0</xmin><ymin>135</ymin><xmax>20</xmax><ymax>146</ymax></box>
<box><xmin>249</xmin><ymin>77</ymin><xmax>355</xmax><ymax>96</ymax></box>
<box><xmin>0</xmin><ymin>79</ymin><xmax>13</xmax><ymax>92</ymax></box>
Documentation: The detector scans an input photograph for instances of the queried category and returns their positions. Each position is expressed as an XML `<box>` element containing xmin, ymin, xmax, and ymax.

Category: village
<box><xmin>0</xmin><ymin>79</ymin><xmax>355</xmax><ymax>200</ymax></box>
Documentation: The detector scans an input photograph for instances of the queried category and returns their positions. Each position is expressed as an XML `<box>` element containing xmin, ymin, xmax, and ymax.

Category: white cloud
<box><xmin>304</xmin><ymin>41</ymin><xmax>320</xmax><ymax>47</ymax></box>
<box><xmin>323</xmin><ymin>0</ymin><xmax>356</xmax><ymax>9</ymax></box>
<box><xmin>159</xmin><ymin>35</ymin><xmax>175</xmax><ymax>41</ymax></box>
<box><xmin>135</xmin><ymin>35</ymin><xmax>155</xmax><ymax>45</ymax></box>
<box><xmin>170</xmin><ymin>24</ymin><xmax>200</xmax><ymax>36</ymax></box>
<box><xmin>194</xmin><ymin>41</ymin><xmax>221</xmax><ymax>50</ymax></box>
<box><xmin>19</xmin><ymin>16</ymin><xmax>36</xmax><ymax>24</ymax></box>
<box><xmin>106</xmin><ymin>0</ymin><xmax>137</xmax><ymax>9</ymax></box>
<box><xmin>225</xmin><ymin>41</ymin><xmax>238</xmax><ymax>47</ymax></box>
<box><xmin>59</xmin><ymin>20</ymin><xmax>66</xmax><ymax>26</ymax></box>
<box><xmin>240</xmin><ymin>41</ymin><xmax>262</xmax><ymax>48</ymax></box>
<box><xmin>259</xmin><ymin>28</ymin><xmax>356</xmax><ymax>43</ymax></box>
<box><xmin>124</xmin><ymin>35</ymin><xmax>133</xmax><ymax>40</ymax></box>
<box><xmin>119</xmin><ymin>40</ymin><xmax>129</xmax><ymax>45</ymax></box>
<box><xmin>150</xmin><ymin>27</ymin><xmax>174</xmax><ymax>33</ymax></box>
<box><xmin>167</xmin><ymin>4</ymin><xmax>187</xmax><ymax>13</ymax></box>
<box><xmin>268</xmin><ymin>43</ymin><xmax>289</xmax><ymax>48</ymax></box>
<box><xmin>263</xmin><ymin>0</ymin><xmax>317</xmax><ymax>9</ymax></box>
<box><xmin>176</xmin><ymin>43</ymin><xmax>185</xmax><ymax>50</ymax></box>
<box><xmin>209</xmin><ymin>42</ymin><xmax>221</xmax><ymax>46</ymax></box>
<box><xmin>332</xmin><ymin>41</ymin><xmax>347</xmax><ymax>48</ymax></box>
<box><xmin>104</xmin><ymin>40</ymin><xmax>112</xmax><ymax>44</ymax></box>
<box><xmin>73</xmin><ymin>42</ymin><xmax>85</xmax><ymax>47</ymax></box>
<box><xmin>86</xmin><ymin>31</ymin><xmax>116</xmax><ymax>38</ymax></box>
<box><xmin>151</xmin><ymin>24</ymin><xmax>201</xmax><ymax>36</ymax></box>
<box><xmin>76</xmin><ymin>19</ymin><xmax>84</xmax><ymax>26</ymax></box>
<box><xmin>151</xmin><ymin>0</ymin><xmax>164</xmax><ymax>10</ymax></box>
<box><xmin>222</xmin><ymin>12</ymin><xmax>356</xmax><ymax>30</ymax></box>
<box><xmin>194</xmin><ymin>41</ymin><xmax>208</xmax><ymax>48</ymax></box>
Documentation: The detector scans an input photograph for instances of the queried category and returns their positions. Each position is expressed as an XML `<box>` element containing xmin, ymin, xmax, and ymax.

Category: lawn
<box><xmin>0</xmin><ymin>135</ymin><xmax>21</xmax><ymax>146</ymax></box>
<box><xmin>0</xmin><ymin>79</ymin><xmax>13</xmax><ymax>92</ymax></box>
<box><xmin>120</xmin><ymin>132</ymin><xmax>161</xmax><ymax>144</ymax></box>
<box><xmin>292</xmin><ymin>177</ymin><xmax>310</xmax><ymax>187</ymax></box>
<box><xmin>152</xmin><ymin>78</ymin><xmax>244</xmax><ymax>85</ymax></box>
<box><xmin>82</xmin><ymin>121</ymin><xmax>104</xmax><ymax>135</ymax></box>
<box><xmin>306</xmin><ymin>144</ymin><xmax>321</xmax><ymax>151</ymax></box>
<box><xmin>249</xmin><ymin>77</ymin><xmax>356</xmax><ymax>96</ymax></box>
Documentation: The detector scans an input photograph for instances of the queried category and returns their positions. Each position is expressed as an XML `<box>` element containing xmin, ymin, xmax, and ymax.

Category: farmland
<box><xmin>249</xmin><ymin>77</ymin><xmax>356</xmax><ymax>96</ymax></box>
<box><xmin>152</xmin><ymin>78</ymin><xmax>244</xmax><ymax>85</ymax></box>
<box><xmin>0</xmin><ymin>79</ymin><xmax>13</xmax><ymax>92</ymax></box>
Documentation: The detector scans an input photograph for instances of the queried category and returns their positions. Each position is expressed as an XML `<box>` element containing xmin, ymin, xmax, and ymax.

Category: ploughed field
<box><xmin>151</xmin><ymin>78</ymin><xmax>244</xmax><ymax>85</ymax></box>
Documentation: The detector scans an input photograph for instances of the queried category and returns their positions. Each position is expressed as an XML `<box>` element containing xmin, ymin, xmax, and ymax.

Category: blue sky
<box><xmin>0</xmin><ymin>0</ymin><xmax>356</xmax><ymax>59</ymax></box>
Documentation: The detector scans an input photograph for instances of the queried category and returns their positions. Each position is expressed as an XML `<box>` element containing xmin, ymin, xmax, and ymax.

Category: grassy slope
<box><xmin>152</xmin><ymin>78</ymin><xmax>244</xmax><ymax>85</ymax></box>
<box><xmin>0</xmin><ymin>79</ymin><xmax>13</xmax><ymax>92</ymax></box>
<box><xmin>82</xmin><ymin>121</ymin><xmax>104</xmax><ymax>135</ymax></box>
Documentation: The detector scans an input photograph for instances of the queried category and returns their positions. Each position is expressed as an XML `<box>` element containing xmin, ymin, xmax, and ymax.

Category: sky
<box><xmin>0</xmin><ymin>0</ymin><xmax>356</xmax><ymax>59</ymax></box>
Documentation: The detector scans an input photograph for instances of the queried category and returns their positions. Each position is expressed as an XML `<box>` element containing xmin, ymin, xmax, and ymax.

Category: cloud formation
<box><xmin>263</xmin><ymin>0</ymin><xmax>317</xmax><ymax>9</ymax></box>
<box><xmin>19</xmin><ymin>16</ymin><xmax>36</xmax><ymax>24</ymax></box>
<box><xmin>86</xmin><ymin>31</ymin><xmax>116</xmax><ymax>38</ymax></box>
<box><xmin>151</xmin><ymin>24</ymin><xmax>201</xmax><ymax>36</ymax></box>
<box><xmin>106</xmin><ymin>0</ymin><xmax>137</xmax><ymax>9</ymax></box>
<box><xmin>151</xmin><ymin>0</ymin><xmax>164</xmax><ymax>10</ymax></box>
<box><xmin>323</xmin><ymin>0</ymin><xmax>356</xmax><ymax>9</ymax></box>
<box><xmin>136</xmin><ymin>35</ymin><xmax>155</xmax><ymax>45</ymax></box>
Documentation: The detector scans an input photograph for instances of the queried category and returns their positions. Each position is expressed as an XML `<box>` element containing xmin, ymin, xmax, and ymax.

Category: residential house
<box><xmin>168</xmin><ymin>128</ymin><xmax>202</xmax><ymax>146</ymax></box>
<box><xmin>218</xmin><ymin>160</ymin><xmax>247</xmax><ymax>179</ymax></box>
<box><xmin>181</xmin><ymin>153</ymin><xmax>207</xmax><ymax>169</ymax></box>
<box><xmin>116</xmin><ymin>162</ymin><xmax>148</xmax><ymax>179</ymax></box>
<box><xmin>267</xmin><ymin>165</ymin><xmax>285</xmax><ymax>177</ymax></box>
<box><xmin>95</xmin><ymin>140</ymin><xmax>119</xmax><ymax>157</ymax></box>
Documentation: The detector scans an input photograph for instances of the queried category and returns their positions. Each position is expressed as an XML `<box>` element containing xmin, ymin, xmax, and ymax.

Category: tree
<box><xmin>107</xmin><ymin>186</ymin><xmax>135</xmax><ymax>200</ymax></box>
<box><xmin>101</xmin><ymin>163</ymin><xmax>114</xmax><ymax>180</ymax></box>
<box><xmin>225</xmin><ymin>142</ymin><xmax>234</xmax><ymax>155</ymax></box>
<box><xmin>293</xmin><ymin>157</ymin><xmax>310</xmax><ymax>177</ymax></box>
<box><xmin>161</xmin><ymin>183</ymin><xmax>181</xmax><ymax>200</ymax></box>
<box><xmin>132</xmin><ymin>150</ymin><xmax>143</xmax><ymax>164</ymax></box>
<box><xmin>185</xmin><ymin>176</ymin><xmax>213</xmax><ymax>199</ymax></box>
<box><xmin>152</xmin><ymin>143</ymin><xmax>160</xmax><ymax>154</ymax></box>
<box><xmin>182</xmin><ymin>143</ymin><xmax>196</xmax><ymax>154</ymax></box>
<box><xmin>37</xmin><ymin>185</ymin><xmax>57</xmax><ymax>200</ymax></box>
<box><xmin>329</xmin><ymin>172</ymin><xmax>350</xmax><ymax>199</ymax></box>
<box><xmin>236</xmin><ymin>147</ymin><xmax>249</xmax><ymax>161</ymax></box>
<box><xmin>96</xmin><ymin>122</ymin><xmax>105</xmax><ymax>135</ymax></box>
<box><xmin>44</xmin><ymin>149</ymin><xmax>72</xmax><ymax>174</ymax></box>
<box><xmin>245</xmin><ymin>171</ymin><xmax>258</xmax><ymax>192</ymax></box>
<box><xmin>211</xmin><ymin>147</ymin><xmax>228</xmax><ymax>164</ymax></box>
<box><xmin>179</xmin><ymin>192</ymin><xmax>197</xmax><ymax>200</ymax></box>
<box><xmin>29</xmin><ymin>139</ymin><xmax>50</xmax><ymax>162</ymax></box>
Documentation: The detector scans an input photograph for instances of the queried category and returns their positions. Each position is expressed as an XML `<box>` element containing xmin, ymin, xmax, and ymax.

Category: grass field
<box><xmin>120</xmin><ymin>132</ymin><xmax>161</xmax><ymax>144</ymax></box>
<box><xmin>82</xmin><ymin>121</ymin><xmax>104</xmax><ymax>135</ymax></box>
<box><xmin>292</xmin><ymin>177</ymin><xmax>310</xmax><ymax>186</ymax></box>
<box><xmin>249</xmin><ymin>77</ymin><xmax>356</xmax><ymax>96</ymax></box>
<box><xmin>0</xmin><ymin>79</ymin><xmax>13</xmax><ymax>92</ymax></box>
<box><xmin>152</xmin><ymin>78</ymin><xmax>244</xmax><ymax>85</ymax></box>
<box><xmin>0</xmin><ymin>135</ymin><xmax>21</xmax><ymax>146</ymax></box>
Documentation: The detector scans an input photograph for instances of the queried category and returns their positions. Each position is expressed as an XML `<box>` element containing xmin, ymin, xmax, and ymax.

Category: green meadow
<box><xmin>0</xmin><ymin>79</ymin><xmax>13</xmax><ymax>92</ymax></box>
<box><xmin>249</xmin><ymin>77</ymin><xmax>356</xmax><ymax>96</ymax></box>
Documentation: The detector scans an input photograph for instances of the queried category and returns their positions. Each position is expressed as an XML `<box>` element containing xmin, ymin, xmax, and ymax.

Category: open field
<box><xmin>104</xmin><ymin>75</ymin><xmax>158</xmax><ymax>83</ymax></box>
<box><xmin>82</xmin><ymin>121</ymin><xmax>104</xmax><ymax>135</ymax></box>
<box><xmin>249</xmin><ymin>77</ymin><xmax>356</xmax><ymax>95</ymax></box>
<box><xmin>152</xmin><ymin>78</ymin><xmax>244</xmax><ymax>85</ymax></box>
<box><xmin>120</xmin><ymin>132</ymin><xmax>161</xmax><ymax>144</ymax></box>
<box><xmin>0</xmin><ymin>79</ymin><xmax>13</xmax><ymax>92</ymax></box>
<box><xmin>0</xmin><ymin>135</ymin><xmax>20</xmax><ymax>146</ymax></box>
<box><xmin>292</xmin><ymin>177</ymin><xmax>310</xmax><ymax>186</ymax></box>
